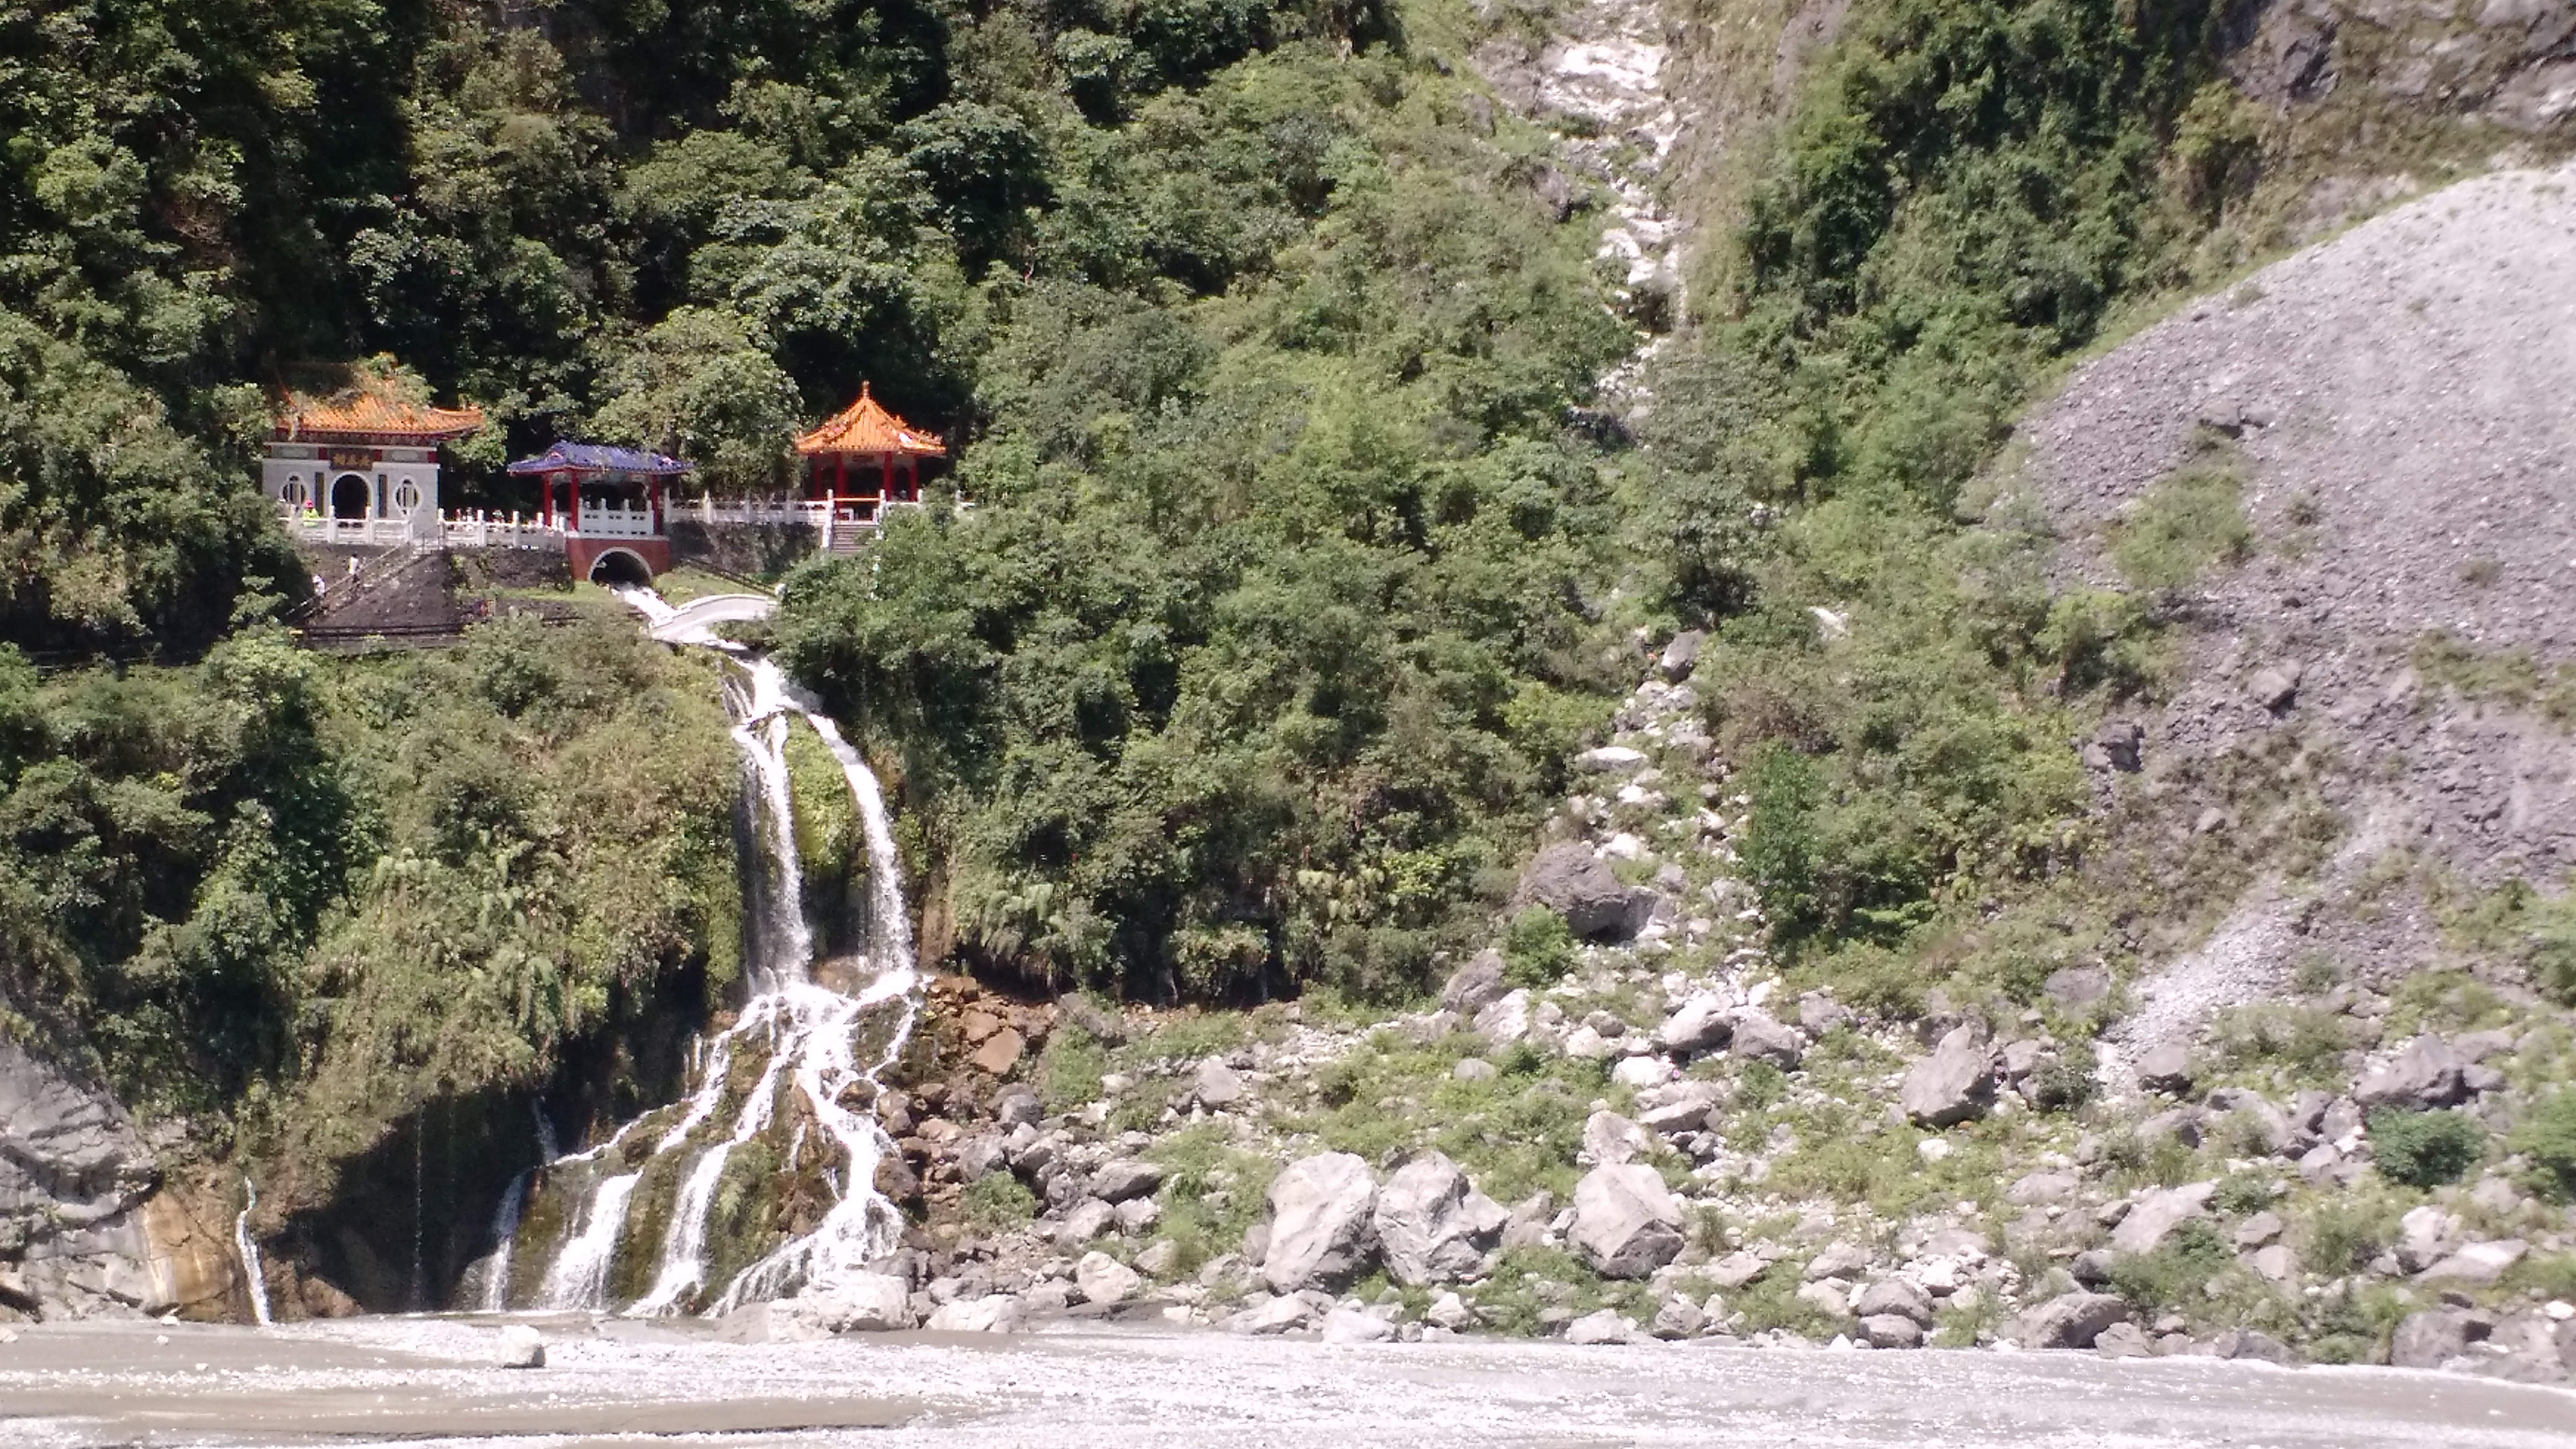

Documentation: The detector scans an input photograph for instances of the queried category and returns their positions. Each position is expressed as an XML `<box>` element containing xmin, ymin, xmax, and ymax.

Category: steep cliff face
<box><xmin>1</xmin><ymin>1040</ymin><xmax>243</xmax><ymax>1321</ymax></box>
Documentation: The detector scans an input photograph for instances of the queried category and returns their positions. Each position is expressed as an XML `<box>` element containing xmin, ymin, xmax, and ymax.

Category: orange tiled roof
<box><xmin>794</xmin><ymin>382</ymin><xmax>947</xmax><ymax>458</ymax></box>
<box><xmin>276</xmin><ymin>382</ymin><xmax>484</xmax><ymax>442</ymax></box>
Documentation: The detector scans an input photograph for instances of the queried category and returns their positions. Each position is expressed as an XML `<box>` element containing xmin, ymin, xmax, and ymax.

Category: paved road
<box><xmin>4</xmin><ymin>1316</ymin><xmax>2570</xmax><ymax>1447</ymax></box>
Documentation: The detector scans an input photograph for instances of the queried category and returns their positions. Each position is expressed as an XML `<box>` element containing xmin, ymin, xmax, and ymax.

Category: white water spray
<box><xmin>537</xmin><ymin>1171</ymin><xmax>642</xmax><ymax>1310</ymax></box>
<box><xmin>233</xmin><ymin>1177</ymin><xmax>272</xmax><ymax>1328</ymax></box>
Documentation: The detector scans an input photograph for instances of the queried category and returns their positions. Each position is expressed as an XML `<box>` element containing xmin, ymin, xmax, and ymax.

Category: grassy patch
<box><xmin>2368</xmin><ymin>1108</ymin><xmax>2485</xmax><ymax>1188</ymax></box>
<box><xmin>2108</xmin><ymin>440</ymin><xmax>2253</xmax><ymax>592</ymax></box>
<box><xmin>960</xmin><ymin>1169</ymin><xmax>1038</xmax><ymax>1230</ymax></box>
<box><xmin>2411</xmin><ymin>633</ymin><xmax>2576</xmax><ymax>729</ymax></box>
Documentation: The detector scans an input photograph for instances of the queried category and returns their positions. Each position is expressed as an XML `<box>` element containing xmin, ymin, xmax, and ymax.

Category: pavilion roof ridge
<box><xmin>794</xmin><ymin>381</ymin><xmax>947</xmax><ymax>458</ymax></box>
<box><xmin>275</xmin><ymin>377</ymin><xmax>484</xmax><ymax>442</ymax></box>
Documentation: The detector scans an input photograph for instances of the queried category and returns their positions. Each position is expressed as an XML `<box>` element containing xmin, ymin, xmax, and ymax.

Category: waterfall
<box><xmin>537</xmin><ymin>1171</ymin><xmax>642</xmax><ymax>1310</ymax></box>
<box><xmin>233</xmin><ymin>1177</ymin><xmax>272</xmax><ymax>1328</ymax></box>
<box><xmin>472</xmin><ymin>1171</ymin><xmax>529</xmax><ymax>1312</ymax></box>
<box><xmin>479</xmin><ymin>587</ymin><xmax>923</xmax><ymax>1318</ymax></box>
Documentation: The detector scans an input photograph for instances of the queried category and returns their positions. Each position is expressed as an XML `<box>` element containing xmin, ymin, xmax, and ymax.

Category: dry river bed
<box><xmin>3</xmin><ymin>1314</ymin><xmax>2572</xmax><ymax>1448</ymax></box>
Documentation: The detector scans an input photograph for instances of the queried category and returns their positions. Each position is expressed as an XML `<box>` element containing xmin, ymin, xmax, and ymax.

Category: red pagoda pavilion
<box><xmin>794</xmin><ymin>383</ymin><xmax>947</xmax><ymax>540</ymax></box>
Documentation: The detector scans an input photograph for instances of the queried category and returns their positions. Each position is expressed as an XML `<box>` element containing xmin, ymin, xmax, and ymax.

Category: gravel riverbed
<box><xmin>5</xmin><ymin>1315</ymin><xmax>2573</xmax><ymax>1448</ymax></box>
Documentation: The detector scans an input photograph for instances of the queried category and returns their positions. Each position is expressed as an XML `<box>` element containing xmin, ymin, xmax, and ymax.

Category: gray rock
<box><xmin>1451</xmin><ymin>1057</ymin><xmax>1499</xmax><ymax>1083</ymax></box>
<box><xmin>1223</xmin><ymin>1294</ymin><xmax>1318</xmax><ymax>1335</ymax></box>
<box><xmin>1860</xmin><ymin>1313</ymin><xmax>1926</xmax><ymax>1349</ymax></box>
<box><xmin>1191</xmin><ymin>1058</ymin><xmax>1245</xmax><ymax>1110</ymax></box>
<box><xmin>1058</xmin><ymin>1198</ymin><xmax>1117</xmax><ymax>1248</ymax></box>
<box><xmin>2233</xmin><ymin>1211</ymin><xmax>2285</xmax><ymax>1249</ymax></box>
<box><xmin>2111</xmin><ymin>1181</ymin><xmax>2218</xmax><ymax>1254</ymax></box>
<box><xmin>2069</xmin><ymin>1250</ymin><xmax>2117</xmax><ymax>1287</ymax></box>
<box><xmin>1440</xmin><ymin>950</ymin><xmax>1508</xmax><ymax>1014</ymax></box>
<box><xmin>2390</xmin><ymin>1310</ymin><xmax>2474</xmax><ymax>1369</ymax></box>
<box><xmin>1261</xmin><ymin>1153</ymin><xmax>1378</xmax><ymax>1294</ymax></box>
<box><xmin>2208</xmin><ymin>1087</ymin><xmax>2295</xmax><ymax>1157</ymax></box>
<box><xmin>2209</xmin><ymin>1328</ymin><xmax>2297</xmax><ymax>1364</ymax></box>
<box><xmin>1582</xmin><ymin>1110</ymin><xmax>1653</xmax><ymax>1167</ymax></box>
<box><xmin>1659</xmin><ymin>630</ymin><xmax>1705</xmax><ymax>681</ymax></box>
<box><xmin>1635</xmin><ymin>1084</ymin><xmax>1721</xmax><ymax>1136</ymax></box>
<box><xmin>1474</xmin><ymin>989</ymin><xmax>1534</xmax><ymax>1046</ymax></box>
<box><xmin>994</xmin><ymin>1089</ymin><xmax>1043</xmax><ymax>1129</ymax></box>
<box><xmin>1372</xmin><ymin>1151</ymin><xmax>1507</xmax><ymax>1286</ymax></box>
<box><xmin>1657</xmin><ymin>995</ymin><xmax>1734</xmax><ymax>1055</ymax></box>
<box><xmin>797</xmin><ymin>1273</ymin><xmax>913</xmax><ymax>1332</ymax></box>
<box><xmin>925</xmin><ymin>1295</ymin><xmax>1027</xmax><ymax>1333</ymax></box>
<box><xmin>2094</xmin><ymin>1321</ymin><xmax>2155</xmax><ymax>1358</ymax></box>
<box><xmin>2249</xmin><ymin>1244</ymin><xmax>2295</xmax><ymax>1281</ymax></box>
<box><xmin>1513</xmin><ymin>843</ymin><xmax>1653</xmax><ymax>942</ymax></box>
<box><xmin>2416</xmin><ymin>1239</ymin><xmax>2526</xmax><ymax>1286</ymax></box>
<box><xmin>2019</xmin><ymin>1291</ymin><xmax>2132</xmax><ymax>1350</ymax></box>
<box><xmin>1900</xmin><ymin>1025</ymin><xmax>1995</xmax><ymax>1127</ymax></box>
<box><xmin>1500</xmin><ymin>1191</ymin><xmax>1555</xmax><ymax>1250</ymax></box>
<box><xmin>1114</xmin><ymin>1196</ymin><xmax>1160</xmax><ymax>1234</ymax></box>
<box><xmin>2135</xmin><ymin>1042</ymin><xmax>2195</xmax><ymax>1096</ymax></box>
<box><xmin>0</xmin><ymin>1040</ymin><xmax>170</xmax><ymax>1320</ymax></box>
<box><xmin>1569</xmin><ymin>1164</ymin><xmax>1684</xmax><ymax>1279</ymax></box>
<box><xmin>2006</xmin><ymin>1171</ymin><xmax>2079</xmax><ymax>1206</ymax></box>
<box><xmin>1134</xmin><ymin>1238</ymin><xmax>1180</xmax><ymax>1277</ymax></box>
<box><xmin>1852</xmin><ymin>1279</ymin><xmax>1934</xmax><ymax>1328</ymax></box>
<box><xmin>1074</xmin><ymin>1251</ymin><xmax>1141</xmax><ymax>1307</ymax></box>
<box><xmin>1706</xmin><ymin>1250</ymin><xmax>1767</xmax><ymax>1289</ymax></box>
<box><xmin>1796</xmin><ymin>993</ymin><xmax>1852</xmax><ymax>1037</ymax></box>
<box><xmin>2247</xmin><ymin>661</ymin><xmax>2302</xmax><ymax>713</ymax></box>
<box><xmin>2043</xmin><ymin>966</ymin><xmax>2112</xmax><ymax>1010</ymax></box>
<box><xmin>2452</xmin><ymin>1029</ymin><xmax>2517</xmax><ymax>1063</ymax></box>
<box><xmin>1564</xmin><ymin>1308</ymin><xmax>1636</xmax><ymax>1344</ymax></box>
<box><xmin>1728</xmin><ymin>1009</ymin><xmax>1804</xmax><ymax>1070</ymax></box>
<box><xmin>1055</xmin><ymin>994</ymin><xmax>1127</xmax><ymax>1046</ymax></box>
<box><xmin>955</xmin><ymin>1134</ymin><xmax>1008</xmax><ymax>1183</ymax></box>
<box><xmin>2355</xmin><ymin>1036</ymin><xmax>2468</xmax><ymax>1109</ymax></box>
<box><xmin>1804</xmin><ymin>1242</ymin><xmax>1870</xmax><ymax>1281</ymax></box>
<box><xmin>1651</xmin><ymin>1295</ymin><xmax>1706</xmax><ymax>1339</ymax></box>
<box><xmin>2091</xmin><ymin>720</ymin><xmax>2144</xmax><ymax>772</ymax></box>
<box><xmin>1426</xmin><ymin>1290</ymin><xmax>1474</xmax><ymax>1331</ymax></box>
<box><xmin>1321</xmin><ymin>1307</ymin><xmax>1396</xmax><ymax>1343</ymax></box>
<box><xmin>2395</xmin><ymin>1205</ymin><xmax>2459</xmax><ymax>1273</ymax></box>
<box><xmin>494</xmin><ymin>1324</ymin><xmax>546</xmax><ymax>1368</ymax></box>
<box><xmin>1090</xmin><ymin>1159</ymin><xmax>1164</xmax><ymax>1203</ymax></box>
<box><xmin>2138</xmin><ymin>1107</ymin><xmax>2205</xmax><ymax>1149</ymax></box>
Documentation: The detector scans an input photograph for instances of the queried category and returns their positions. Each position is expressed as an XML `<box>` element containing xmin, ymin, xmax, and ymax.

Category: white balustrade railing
<box><xmin>439</xmin><ymin>511</ymin><xmax>564</xmax><ymax>549</ymax></box>
<box><xmin>279</xmin><ymin>510</ymin><xmax>424</xmax><ymax>547</ymax></box>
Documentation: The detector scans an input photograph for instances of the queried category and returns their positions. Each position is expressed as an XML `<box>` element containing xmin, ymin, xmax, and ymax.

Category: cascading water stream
<box><xmin>233</xmin><ymin>1177</ymin><xmax>272</xmax><ymax>1328</ymax></box>
<box><xmin>483</xmin><ymin>588</ymin><xmax>922</xmax><ymax>1317</ymax></box>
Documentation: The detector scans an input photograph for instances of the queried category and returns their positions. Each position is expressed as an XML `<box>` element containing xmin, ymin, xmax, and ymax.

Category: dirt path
<box><xmin>6</xmin><ymin>1316</ymin><xmax>2572</xmax><ymax>1447</ymax></box>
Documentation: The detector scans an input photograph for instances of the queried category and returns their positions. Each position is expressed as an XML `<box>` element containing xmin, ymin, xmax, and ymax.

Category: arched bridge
<box><xmin>648</xmin><ymin>591</ymin><xmax>778</xmax><ymax>644</ymax></box>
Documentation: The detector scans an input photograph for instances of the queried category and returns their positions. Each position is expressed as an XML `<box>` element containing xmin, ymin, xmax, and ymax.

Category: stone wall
<box><xmin>669</xmin><ymin>520</ymin><xmax>818</xmax><ymax>580</ymax></box>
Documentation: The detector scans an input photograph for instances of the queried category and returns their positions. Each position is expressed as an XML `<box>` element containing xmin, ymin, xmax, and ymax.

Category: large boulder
<box><xmin>2354</xmin><ymin>1036</ymin><xmax>2468</xmax><ymax>1110</ymax></box>
<box><xmin>925</xmin><ymin>1294</ymin><xmax>1027</xmax><ymax>1333</ymax></box>
<box><xmin>1474</xmin><ymin>990</ymin><xmax>1534</xmax><ymax>1046</ymax></box>
<box><xmin>2109</xmin><ymin>1181</ymin><xmax>2217</xmax><ymax>1255</ymax></box>
<box><xmin>1190</xmin><ymin>1058</ymin><xmax>1245</xmax><ymax>1110</ymax></box>
<box><xmin>1261</xmin><ymin>1154</ymin><xmax>1379</xmax><ymax>1294</ymax></box>
<box><xmin>1439</xmin><ymin>949</ymin><xmax>1508</xmax><ymax>1014</ymax></box>
<box><xmin>1090</xmin><ymin>1159</ymin><xmax>1165</xmax><ymax>1203</ymax></box>
<box><xmin>786</xmin><ymin>1273</ymin><xmax>913</xmax><ymax>1333</ymax></box>
<box><xmin>1371</xmin><ymin>1152</ymin><xmax>1508</xmax><ymax>1286</ymax></box>
<box><xmin>2390</xmin><ymin>1310</ymin><xmax>2478</xmax><ymax>1369</ymax></box>
<box><xmin>2018</xmin><ymin>1291</ymin><xmax>2131</xmax><ymax>1350</ymax></box>
<box><xmin>1656</xmin><ymin>995</ymin><xmax>1734</xmax><ymax>1055</ymax></box>
<box><xmin>1074</xmin><ymin>1251</ymin><xmax>1142</xmax><ymax>1306</ymax></box>
<box><xmin>1513</xmin><ymin>843</ymin><xmax>1653</xmax><ymax>942</ymax></box>
<box><xmin>1900</xmin><ymin>1026</ymin><xmax>1995</xmax><ymax>1127</ymax></box>
<box><xmin>1569</xmin><ymin>1164</ymin><xmax>1684</xmax><ymax>1279</ymax></box>
<box><xmin>2134</xmin><ymin>1042</ymin><xmax>2196</xmax><ymax>1096</ymax></box>
<box><xmin>1728</xmin><ymin>1009</ymin><xmax>1804</xmax><ymax>1070</ymax></box>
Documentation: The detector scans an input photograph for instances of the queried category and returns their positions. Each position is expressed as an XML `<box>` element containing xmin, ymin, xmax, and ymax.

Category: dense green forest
<box><xmin>1</xmin><ymin>0</ymin><xmax>2357</xmax><ymax>1177</ymax></box>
